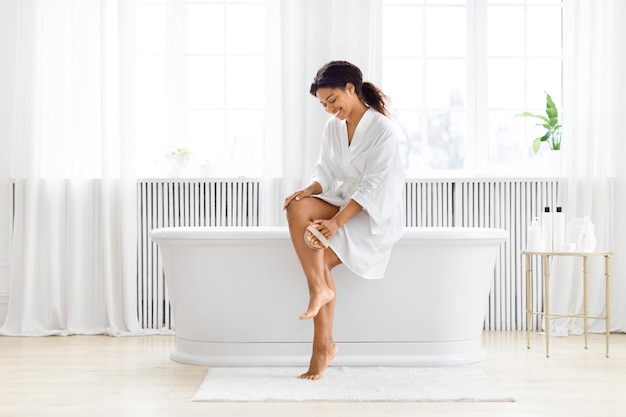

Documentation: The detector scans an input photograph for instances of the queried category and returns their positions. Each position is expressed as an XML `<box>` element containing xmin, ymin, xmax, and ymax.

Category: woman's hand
<box><xmin>309</xmin><ymin>218</ymin><xmax>340</xmax><ymax>241</ymax></box>
<box><xmin>283</xmin><ymin>183</ymin><xmax>321</xmax><ymax>210</ymax></box>
<box><xmin>283</xmin><ymin>189</ymin><xmax>310</xmax><ymax>210</ymax></box>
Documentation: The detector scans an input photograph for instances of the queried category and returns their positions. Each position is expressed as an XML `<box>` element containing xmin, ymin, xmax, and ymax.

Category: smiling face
<box><xmin>316</xmin><ymin>83</ymin><xmax>361</xmax><ymax>121</ymax></box>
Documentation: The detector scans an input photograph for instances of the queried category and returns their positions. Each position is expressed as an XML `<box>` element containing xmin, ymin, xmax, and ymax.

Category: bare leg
<box><xmin>286</xmin><ymin>197</ymin><xmax>339</xmax><ymax>320</ymax></box>
<box><xmin>299</xmin><ymin>252</ymin><xmax>341</xmax><ymax>380</ymax></box>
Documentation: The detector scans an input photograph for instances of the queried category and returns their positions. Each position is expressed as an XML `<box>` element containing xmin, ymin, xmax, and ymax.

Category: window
<box><xmin>134</xmin><ymin>1</ymin><xmax>562</xmax><ymax>178</ymax></box>
<box><xmin>135</xmin><ymin>0</ymin><xmax>267</xmax><ymax>178</ymax></box>
<box><xmin>382</xmin><ymin>0</ymin><xmax>563</xmax><ymax>177</ymax></box>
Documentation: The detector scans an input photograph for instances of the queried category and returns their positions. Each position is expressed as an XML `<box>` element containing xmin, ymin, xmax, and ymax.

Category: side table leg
<box><xmin>606</xmin><ymin>255</ymin><xmax>611</xmax><ymax>358</ymax></box>
<box><xmin>583</xmin><ymin>256</ymin><xmax>589</xmax><ymax>349</ymax></box>
<box><xmin>543</xmin><ymin>255</ymin><xmax>551</xmax><ymax>358</ymax></box>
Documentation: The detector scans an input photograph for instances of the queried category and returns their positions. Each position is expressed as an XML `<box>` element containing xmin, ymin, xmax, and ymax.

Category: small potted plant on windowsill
<box><xmin>167</xmin><ymin>146</ymin><xmax>191</xmax><ymax>177</ymax></box>
<box><xmin>517</xmin><ymin>91</ymin><xmax>562</xmax><ymax>154</ymax></box>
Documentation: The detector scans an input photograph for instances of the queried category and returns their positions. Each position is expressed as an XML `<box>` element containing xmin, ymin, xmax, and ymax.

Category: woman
<box><xmin>283</xmin><ymin>61</ymin><xmax>405</xmax><ymax>380</ymax></box>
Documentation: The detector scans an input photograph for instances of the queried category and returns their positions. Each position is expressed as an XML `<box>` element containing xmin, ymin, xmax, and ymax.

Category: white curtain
<box><xmin>550</xmin><ymin>0</ymin><xmax>626</xmax><ymax>334</ymax></box>
<box><xmin>1</xmin><ymin>0</ymin><xmax>381</xmax><ymax>335</ymax></box>
<box><xmin>265</xmin><ymin>0</ymin><xmax>381</xmax><ymax>226</ymax></box>
<box><xmin>1</xmin><ymin>0</ymin><xmax>142</xmax><ymax>335</ymax></box>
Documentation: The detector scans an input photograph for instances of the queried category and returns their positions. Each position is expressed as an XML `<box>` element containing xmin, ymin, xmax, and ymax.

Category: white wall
<box><xmin>0</xmin><ymin>0</ymin><xmax>19</xmax><ymax>323</ymax></box>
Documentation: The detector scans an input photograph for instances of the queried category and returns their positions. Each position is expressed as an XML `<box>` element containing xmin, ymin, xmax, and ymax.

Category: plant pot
<box><xmin>167</xmin><ymin>153</ymin><xmax>190</xmax><ymax>177</ymax></box>
<box><xmin>534</xmin><ymin>149</ymin><xmax>561</xmax><ymax>177</ymax></box>
<box><xmin>544</xmin><ymin>150</ymin><xmax>561</xmax><ymax>176</ymax></box>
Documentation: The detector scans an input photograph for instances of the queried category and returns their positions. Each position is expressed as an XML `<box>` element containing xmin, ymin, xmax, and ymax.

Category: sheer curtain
<box><xmin>1</xmin><ymin>1</ymin><xmax>141</xmax><ymax>335</ymax></box>
<box><xmin>265</xmin><ymin>0</ymin><xmax>381</xmax><ymax>226</ymax></box>
<box><xmin>550</xmin><ymin>0</ymin><xmax>626</xmax><ymax>334</ymax></box>
<box><xmin>1</xmin><ymin>0</ymin><xmax>381</xmax><ymax>335</ymax></box>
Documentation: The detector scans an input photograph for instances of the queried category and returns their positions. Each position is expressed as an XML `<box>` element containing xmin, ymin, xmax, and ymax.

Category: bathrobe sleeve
<box><xmin>350</xmin><ymin>122</ymin><xmax>406</xmax><ymax>233</ymax></box>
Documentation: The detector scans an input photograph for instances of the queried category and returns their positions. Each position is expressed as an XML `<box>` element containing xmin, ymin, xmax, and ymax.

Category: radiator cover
<box><xmin>137</xmin><ymin>177</ymin><xmax>559</xmax><ymax>331</ymax></box>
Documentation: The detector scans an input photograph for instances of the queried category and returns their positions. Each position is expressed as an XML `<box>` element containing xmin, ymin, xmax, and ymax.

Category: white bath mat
<box><xmin>191</xmin><ymin>366</ymin><xmax>515</xmax><ymax>402</ymax></box>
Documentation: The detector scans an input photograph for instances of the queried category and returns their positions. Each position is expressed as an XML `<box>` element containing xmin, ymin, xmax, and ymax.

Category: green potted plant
<box><xmin>517</xmin><ymin>92</ymin><xmax>562</xmax><ymax>153</ymax></box>
<box><xmin>167</xmin><ymin>146</ymin><xmax>192</xmax><ymax>177</ymax></box>
<box><xmin>170</xmin><ymin>146</ymin><xmax>191</xmax><ymax>156</ymax></box>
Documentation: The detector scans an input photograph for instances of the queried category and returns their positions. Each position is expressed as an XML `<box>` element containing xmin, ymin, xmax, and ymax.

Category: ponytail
<box><xmin>360</xmin><ymin>82</ymin><xmax>391</xmax><ymax>117</ymax></box>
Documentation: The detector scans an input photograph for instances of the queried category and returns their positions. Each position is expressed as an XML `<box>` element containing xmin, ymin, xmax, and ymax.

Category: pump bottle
<box><xmin>541</xmin><ymin>207</ymin><xmax>552</xmax><ymax>251</ymax></box>
<box><xmin>526</xmin><ymin>217</ymin><xmax>542</xmax><ymax>251</ymax></box>
<box><xmin>553</xmin><ymin>207</ymin><xmax>565</xmax><ymax>251</ymax></box>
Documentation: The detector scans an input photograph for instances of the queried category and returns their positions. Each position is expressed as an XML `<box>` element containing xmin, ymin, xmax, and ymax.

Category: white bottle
<box><xmin>552</xmin><ymin>206</ymin><xmax>565</xmax><ymax>252</ymax></box>
<box><xmin>577</xmin><ymin>216</ymin><xmax>597</xmax><ymax>252</ymax></box>
<box><xmin>541</xmin><ymin>207</ymin><xmax>552</xmax><ymax>252</ymax></box>
<box><xmin>526</xmin><ymin>217</ymin><xmax>542</xmax><ymax>251</ymax></box>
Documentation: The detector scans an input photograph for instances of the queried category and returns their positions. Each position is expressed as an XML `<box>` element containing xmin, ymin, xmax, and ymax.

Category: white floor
<box><xmin>0</xmin><ymin>331</ymin><xmax>624</xmax><ymax>417</ymax></box>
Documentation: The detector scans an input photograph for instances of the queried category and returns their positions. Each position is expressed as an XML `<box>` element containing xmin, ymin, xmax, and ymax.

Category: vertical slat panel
<box><xmin>520</xmin><ymin>181</ymin><xmax>529</xmax><ymax>330</ymax></box>
<box><xmin>415</xmin><ymin>182</ymin><xmax>421</xmax><ymax>226</ymax></box>
<box><xmin>189</xmin><ymin>181</ymin><xmax>196</xmax><ymax>226</ymax></box>
<box><xmin>183</xmin><ymin>181</ymin><xmax>188</xmax><ymax>225</ymax></box>
<box><xmin>152</xmin><ymin>181</ymin><xmax>159</xmax><ymax>330</ymax></box>
<box><xmin>501</xmin><ymin>181</ymin><xmax>518</xmax><ymax>330</ymax></box>
<box><xmin>420</xmin><ymin>182</ymin><xmax>426</xmax><ymax>226</ymax></box>
<box><xmin>250</xmin><ymin>182</ymin><xmax>258</xmax><ymax>226</ymax></box>
<box><xmin>217</xmin><ymin>182</ymin><xmax>224</xmax><ymax>225</ymax></box>
<box><xmin>208</xmin><ymin>182</ymin><xmax>215</xmax><ymax>226</ymax></box>
<box><xmin>160</xmin><ymin>181</ymin><xmax>171</xmax><ymax>329</ymax></box>
<box><xmin>446</xmin><ymin>182</ymin><xmax>456</xmax><ymax>226</ymax></box>
<box><xmin>500</xmin><ymin>181</ymin><xmax>519</xmax><ymax>330</ymax></box>
<box><xmin>238</xmin><ymin>181</ymin><xmax>245</xmax><ymax>225</ymax></box>
<box><xmin>147</xmin><ymin>182</ymin><xmax>155</xmax><ymax>329</ymax></box>
<box><xmin>138</xmin><ymin>182</ymin><xmax>148</xmax><ymax>328</ymax></box>
<box><xmin>436</xmin><ymin>182</ymin><xmax>442</xmax><ymax>226</ymax></box>
<box><xmin>514</xmin><ymin>181</ymin><xmax>522</xmax><ymax>330</ymax></box>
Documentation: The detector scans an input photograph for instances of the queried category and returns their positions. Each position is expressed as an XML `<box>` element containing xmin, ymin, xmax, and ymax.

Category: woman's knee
<box><xmin>286</xmin><ymin>197</ymin><xmax>339</xmax><ymax>226</ymax></box>
<box><xmin>285</xmin><ymin>198</ymin><xmax>313</xmax><ymax>223</ymax></box>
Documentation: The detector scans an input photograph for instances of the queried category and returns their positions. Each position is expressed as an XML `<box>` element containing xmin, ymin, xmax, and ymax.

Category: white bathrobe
<box><xmin>310</xmin><ymin>108</ymin><xmax>406</xmax><ymax>279</ymax></box>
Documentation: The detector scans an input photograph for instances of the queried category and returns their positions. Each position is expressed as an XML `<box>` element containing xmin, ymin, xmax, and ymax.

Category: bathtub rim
<box><xmin>150</xmin><ymin>226</ymin><xmax>508</xmax><ymax>242</ymax></box>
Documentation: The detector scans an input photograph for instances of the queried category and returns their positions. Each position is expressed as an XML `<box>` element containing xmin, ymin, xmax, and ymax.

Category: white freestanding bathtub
<box><xmin>150</xmin><ymin>226</ymin><xmax>507</xmax><ymax>366</ymax></box>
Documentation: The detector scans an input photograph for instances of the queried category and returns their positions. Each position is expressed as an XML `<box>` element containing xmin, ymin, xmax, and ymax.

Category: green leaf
<box><xmin>533</xmin><ymin>137</ymin><xmax>542</xmax><ymax>153</ymax></box>
<box><xmin>517</xmin><ymin>112</ymin><xmax>550</xmax><ymax>124</ymax></box>
<box><xmin>546</xmin><ymin>108</ymin><xmax>558</xmax><ymax>119</ymax></box>
<box><xmin>545</xmin><ymin>93</ymin><xmax>559</xmax><ymax>121</ymax></box>
<box><xmin>545</xmin><ymin>93</ymin><xmax>556</xmax><ymax>109</ymax></box>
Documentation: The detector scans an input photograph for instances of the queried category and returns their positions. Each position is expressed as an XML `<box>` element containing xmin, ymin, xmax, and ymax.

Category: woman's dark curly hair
<box><xmin>310</xmin><ymin>61</ymin><xmax>390</xmax><ymax>117</ymax></box>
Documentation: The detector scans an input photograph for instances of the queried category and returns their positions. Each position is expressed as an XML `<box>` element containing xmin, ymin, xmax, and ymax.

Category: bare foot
<box><xmin>299</xmin><ymin>344</ymin><xmax>339</xmax><ymax>380</ymax></box>
<box><xmin>298</xmin><ymin>288</ymin><xmax>335</xmax><ymax>320</ymax></box>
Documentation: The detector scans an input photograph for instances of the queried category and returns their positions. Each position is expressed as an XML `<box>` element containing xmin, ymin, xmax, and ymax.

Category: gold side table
<box><xmin>522</xmin><ymin>250</ymin><xmax>612</xmax><ymax>358</ymax></box>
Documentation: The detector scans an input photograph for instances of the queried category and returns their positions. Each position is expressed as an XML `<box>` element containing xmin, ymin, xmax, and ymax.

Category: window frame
<box><xmin>381</xmin><ymin>0</ymin><xmax>563</xmax><ymax>179</ymax></box>
<box><xmin>135</xmin><ymin>0</ymin><xmax>267</xmax><ymax>178</ymax></box>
